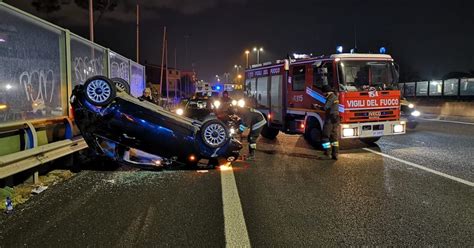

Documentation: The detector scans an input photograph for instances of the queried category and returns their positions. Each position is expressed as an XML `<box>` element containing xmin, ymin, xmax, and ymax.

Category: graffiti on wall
<box><xmin>73</xmin><ymin>56</ymin><xmax>105</xmax><ymax>84</ymax></box>
<box><xmin>19</xmin><ymin>69</ymin><xmax>56</xmax><ymax>111</ymax></box>
<box><xmin>110</xmin><ymin>61</ymin><xmax>129</xmax><ymax>81</ymax></box>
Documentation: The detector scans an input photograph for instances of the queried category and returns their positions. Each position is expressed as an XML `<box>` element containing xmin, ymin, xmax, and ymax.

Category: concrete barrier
<box><xmin>415</xmin><ymin>102</ymin><xmax>474</xmax><ymax>118</ymax></box>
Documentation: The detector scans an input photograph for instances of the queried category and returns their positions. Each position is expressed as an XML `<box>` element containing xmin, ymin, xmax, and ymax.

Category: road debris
<box><xmin>31</xmin><ymin>186</ymin><xmax>48</xmax><ymax>194</ymax></box>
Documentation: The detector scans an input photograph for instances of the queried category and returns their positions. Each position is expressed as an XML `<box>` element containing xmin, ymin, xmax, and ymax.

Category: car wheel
<box><xmin>84</xmin><ymin>76</ymin><xmax>116</xmax><ymax>106</ymax></box>
<box><xmin>201</xmin><ymin>119</ymin><xmax>229</xmax><ymax>148</ymax></box>
<box><xmin>111</xmin><ymin>77</ymin><xmax>131</xmax><ymax>94</ymax></box>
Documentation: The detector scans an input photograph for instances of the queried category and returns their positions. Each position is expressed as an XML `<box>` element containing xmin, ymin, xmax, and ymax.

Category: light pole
<box><xmin>224</xmin><ymin>73</ymin><xmax>230</xmax><ymax>84</ymax></box>
<box><xmin>89</xmin><ymin>0</ymin><xmax>94</xmax><ymax>42</ymax></box>
<box><xmin>253</xmin><ymin>47</ymin><xmax>263</xmax><ymax>64</ymax></box>
<box><xmin>234</xmin><ymin>65</ymin><xmax>242</xmax><ymax>75</ymax></box>
<box><xmin>234</xmin><ymin>65</ymin><xmax>242</xmax><ymax>84</ymax></box>
<box><xmin>245</xmin><ymin>50</ymin><xmax>250</xmax><ymax>68</ymax></box>
<box><xmin>136</xmin><ymin>1</ymin><xmax>140</xmax><ymax>63</ymax></box>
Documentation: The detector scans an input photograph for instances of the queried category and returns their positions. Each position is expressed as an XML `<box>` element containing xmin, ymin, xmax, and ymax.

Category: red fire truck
<box><xmin>244</xmin><ymin>53</ymin><xmax>406</xmax><ymax>145</ymax></box>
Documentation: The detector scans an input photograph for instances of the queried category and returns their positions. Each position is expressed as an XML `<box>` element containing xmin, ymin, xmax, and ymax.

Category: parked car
<box><xmin>175</xmin><ymin>96</ymin><xmax>220</xmax><ymax>121</ymax></box>
<box><xmin>401</xmin><ymin>98</ymin><xmax>421</xmax><ymax>129</ymax></box>
<box><xmin>70</xmin><ymin>76</ymin><xmax>242</xmax><ymax>168</ymax></box>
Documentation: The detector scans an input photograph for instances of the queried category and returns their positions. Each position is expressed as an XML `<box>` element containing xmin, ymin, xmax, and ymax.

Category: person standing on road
<box><xmin>139</xmin><ymin>88</ymin><xmax>154</xmax><ymax>103</ymax></box>
<box><xmin>238</xmin><ymin>106</ymin><xmax>267</xmax><ymax>160</ymax></box>
<box><xmin>220</xmin><ymin>90</ymin><xmax>232</xmax><ymax>104</ymax></box>
<box><xmin>321</xmin><ymin>85</ymin><xmax>340</xmax><ymax>160</ymax></box>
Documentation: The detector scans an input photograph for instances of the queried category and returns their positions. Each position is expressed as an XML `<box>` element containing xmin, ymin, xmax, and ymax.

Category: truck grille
<box><xmin>348</xmin><ymin>108</ymin><xmax>398</xmax><ymax>121</ymax></box>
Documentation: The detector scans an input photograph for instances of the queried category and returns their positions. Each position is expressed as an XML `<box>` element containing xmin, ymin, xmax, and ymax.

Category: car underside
<box><xmin>70</xmin><ymin>76</ymin><xmax>242</xmax><ymax>169</ymax></box>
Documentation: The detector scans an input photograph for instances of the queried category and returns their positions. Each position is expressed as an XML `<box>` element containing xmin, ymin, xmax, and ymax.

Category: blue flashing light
<box><xmin>215</xmin><ymin>85</ymin><xmax>221</xmax><ymax>91</ymax></box>
<box><xmin>379</xmin><ymin>47</ymin><xmax>387</xmax><ymax>54</ymax></box>
<box><xmin>336</xmin><ymin>46</ymin><xmax>343</xmax><ymax>54</ymax></box>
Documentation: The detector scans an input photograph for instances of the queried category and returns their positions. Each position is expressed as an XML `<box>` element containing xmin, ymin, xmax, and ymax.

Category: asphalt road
<box><xmin>1</xmin><ymin>119</ymin><xmax>473</xmax><ymax>247</ymax></box>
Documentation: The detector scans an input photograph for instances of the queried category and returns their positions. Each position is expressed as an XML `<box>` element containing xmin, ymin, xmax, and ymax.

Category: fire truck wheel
<box><xmin>260</xmin><ymin>125</ymin><xmax>279</xmax><ymax>140</ymax></box>
<box><xmin>308</xmin><ymin>127</ymin><xmax>322</xmax><ymax>149</ymax></box>
<box><xmin>360</xmin><ymin>137</ymin><xmax>381</xmax><ymax>144</ymax></box>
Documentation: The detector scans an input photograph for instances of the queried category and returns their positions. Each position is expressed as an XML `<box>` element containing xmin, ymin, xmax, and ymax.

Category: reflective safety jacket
<box><xmin>324</xmin><ymin>92</ymin><xmax>339</xmax><ymax>118</ymax></box>
<box><xmin>240</xmin><ymin>108</ymin><xmax>266</xmax><ymax>131</ymax></box>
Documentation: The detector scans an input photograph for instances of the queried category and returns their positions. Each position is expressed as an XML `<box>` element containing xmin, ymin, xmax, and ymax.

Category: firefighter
<box><xmin>321</xmin><ymin>85</ymin><xmax>340</xmax><ymax>160</ymax></box>
<box><xmin>238</xmin><ymin>105</ymin><xmax>267</xmax><ymax>160</ymax></box>
<box><xmin>220</xmin><ymin>90</ymin><xmax>232</xmax><ymax>104</ymax></box>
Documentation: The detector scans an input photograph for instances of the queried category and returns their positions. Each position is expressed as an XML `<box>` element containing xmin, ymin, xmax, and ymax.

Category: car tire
<box><xmin>360</xmin><ymin>137</ymin><xmax>381</xmax><ymax>144</ymax></box>
<box><xmin>111</xmin><ymin>77</ymin><xmax>131</xmax><ymax>95</ymax></box>
<box><xmin>260</xmin><ymin>125</ymin><xmax>279</xmax><ymax>140</ymax></box>
<box><xmin>84</xmin><ymin>76</ymin><xmax>116</xmax><ymax>106</ymax></box>
<box><xmin>200</xmin><ymin>119</ymin><xmax>229</xmax><ymax>148</ymax></box>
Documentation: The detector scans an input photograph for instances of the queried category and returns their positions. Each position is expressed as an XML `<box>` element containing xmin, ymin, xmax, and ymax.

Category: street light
<box><xmin>245</xmin><ymin>50</ymin><xmax>250</xmax><ymax>68</ymax></box>
<box><xmin>234</xmin><ymin>64</ymin><xmax>242</xmax><ymax>74</ymax></box>
<box><xmin>253</xmin><ymin>47</ymin><xmax>264</xmax><ymax>64</ymax></box>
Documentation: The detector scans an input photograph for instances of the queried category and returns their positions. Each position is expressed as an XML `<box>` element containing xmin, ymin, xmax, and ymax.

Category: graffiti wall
<box><xmin>0</xmin><ymin>3</ymin><xmax>146</xmax><ymax>124</ymax></box>
<box><xmin>70</xmin><ymin>36</ymin><xmax>106</xmax><ymax>87</ymax></box>
<box><xmin>109</xmin><ymin>52</ymin><xmax>130</xmax><ymax>82</ymax></box>
<box><xmin>0</xmin><ymin>7</ymin><xmax>63</xmax><ymax>123</ymax></box>
<box><xmin>130</xmin><ymin>61</ymin><xmax>145</xmax><ymax>97</ymax></box>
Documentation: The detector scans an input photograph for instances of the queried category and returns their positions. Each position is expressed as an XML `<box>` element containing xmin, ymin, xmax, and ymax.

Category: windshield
<box><xmin>338</xmin><ymin>61</ymin><xmax>398</xmax><ymax>91</ymax></box>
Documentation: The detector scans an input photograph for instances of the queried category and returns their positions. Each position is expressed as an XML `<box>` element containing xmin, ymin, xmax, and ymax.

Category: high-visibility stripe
<box><xmin>331</xmin><ymin>141</ymin><xmax>339</xmax><ymax>147</ymax></box>
<box><xmin>252</xmin><ymin>119</ymin><xmax>267</xmax><ymax>130</ymax></box>
<box><xmin>322</xmin><ymin>142</ymin><xmax>331</xmax><ymax>149</ymax></box>
<box><xmin>306</xmin><ymin>87</ymin><xmax>345</xmax><ymax>113</ymax></box>
<box><xmin>249</xmin><ymin>143</ymin><xmax>257</xmax><ymax>149</ymax></box>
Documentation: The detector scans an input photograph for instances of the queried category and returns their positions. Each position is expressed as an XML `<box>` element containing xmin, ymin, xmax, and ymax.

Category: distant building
<box><xmin>145</xmin><ymin>64</ymin><xmax>197</xmax><ymax>99</ymax></box>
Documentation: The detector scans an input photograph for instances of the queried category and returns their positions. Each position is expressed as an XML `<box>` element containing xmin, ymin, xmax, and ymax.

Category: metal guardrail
<box><xmin>0</xmin><ymin>138</ymin><xmax>87</xmax><ymax>180</ymax></box>
<box><xmin>0</xmin><ymin>117</ymin><xmax>86</xmax><ymax>182</ymax></box>
<box><xmin>0</xmin><ymin>1</ymin><xmax>144</xmax><ymax>181</ymax></box>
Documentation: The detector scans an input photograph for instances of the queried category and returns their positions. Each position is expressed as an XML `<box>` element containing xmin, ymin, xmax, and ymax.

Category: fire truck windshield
<box><xmin>338</xmin><ymin>60</ymin><xmax>398</xmax><ymax>91</ymax></box>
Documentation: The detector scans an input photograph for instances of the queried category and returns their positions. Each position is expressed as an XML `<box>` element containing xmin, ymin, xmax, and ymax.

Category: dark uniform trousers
<box><xmin>322</xmin><ymin>114</ymin><xmax>340</xmax><ymax>155</ymax></box>
<box><xmin>240</xmin><ymin>108</ymin><xmax>266</xmax><ymax>156</ymax></box>
<box><xmin>321</xmin><ymin>92</ymin><xmax>340</xmax><ymax>157</ymax></box>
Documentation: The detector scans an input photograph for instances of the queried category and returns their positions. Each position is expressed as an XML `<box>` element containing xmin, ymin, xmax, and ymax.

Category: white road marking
<box><xmin>363</xmin><ymin>148</ymin><xmax>474</xmax><ymax>187</ymax></box>
<box><xmin>220</xmin><ymin>166</ymin><xmax>251</xmax><ymax>247</ymax></box>
<box><xmin>420</xmin><ymin>118</ymin><xmax>474</xmax><ymax>126</ymax></box>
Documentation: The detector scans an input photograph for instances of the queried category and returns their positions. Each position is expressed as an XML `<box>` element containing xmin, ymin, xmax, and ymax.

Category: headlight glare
<box><xmin>237</xmin><ymin>99</ymin><xmax>245</xmax><ymax>108</ymax></box>
<box><xmin>342</xmin><ymin>128</ymin><xmax>355</xmax><ymax>137</ymax></box>
<box><xmin>411</xmin><ymin>110</ymin><xmax>420</xmax><ymax>117</ymax></box>
<box><xmin>393</xmin><ymin>124</ymin><xmax>404</xmax><ymax>133</ymax></box>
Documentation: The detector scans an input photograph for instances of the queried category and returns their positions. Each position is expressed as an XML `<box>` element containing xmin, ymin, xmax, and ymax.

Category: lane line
<box><xmin>420</xmin><ymin>118</ymin><xmax>474</xmax><ymax>126</ymax></box>
<box><xmin>220</xmin><ymin>166</ymin><xmax>251</xmax><ymax>247</ymax></box>
<box><xmin>363</xmin><ymin>148</ymin><xmax>474</xmax><ymax>187</ymax></box>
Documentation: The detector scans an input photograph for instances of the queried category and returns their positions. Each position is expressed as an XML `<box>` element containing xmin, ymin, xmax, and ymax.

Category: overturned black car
<box><xmin>70</xmin><ymin>76</ymin><xmax>242</xmax><ymax>168</ymax></box>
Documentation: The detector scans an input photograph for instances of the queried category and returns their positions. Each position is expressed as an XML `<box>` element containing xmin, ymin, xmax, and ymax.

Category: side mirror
<box><xmin>394</xmin><ymin>63</ymin><xmax>400</xmax><ymax>83</ymax></box>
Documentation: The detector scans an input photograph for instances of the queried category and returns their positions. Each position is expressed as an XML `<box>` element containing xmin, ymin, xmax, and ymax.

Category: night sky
<box><xmin>5</xmin><ymin>0</ymin><xmax>474</xmax><ymax>82</ymax></box>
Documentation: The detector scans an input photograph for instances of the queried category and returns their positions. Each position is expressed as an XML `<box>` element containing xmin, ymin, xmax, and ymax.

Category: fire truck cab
<box><xmin>245</xmin><ymin>53</ymin><xmax>406</xmax><ymax>146</ymax></box>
